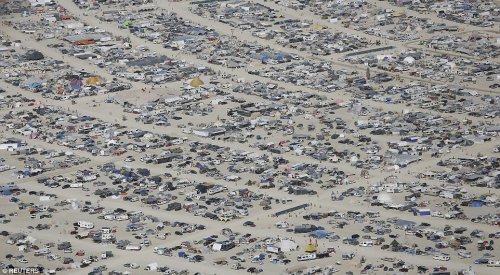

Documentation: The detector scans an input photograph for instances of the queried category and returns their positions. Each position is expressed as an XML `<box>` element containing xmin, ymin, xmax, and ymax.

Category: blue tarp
<box><xmin>471</xmin><ymin>200</ymin><xmax>483</xmax><ymax>207</ymax></box>
<box><xmin>1</xmin><ymin>185</ymin><xmax>14</xmax><ymax>196</ymax></box>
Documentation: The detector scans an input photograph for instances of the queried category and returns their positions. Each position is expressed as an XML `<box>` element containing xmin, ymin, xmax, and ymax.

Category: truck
<box><xmin>342</xmin><ymin>253</ymin><xmax>355</xmax><ymax>260</ymax></box>
<box><xmin>145</xmin><ymin>263</ymin><xmax>158</xmax><ymax>271</ymax></box>
<box><xmin>208</xmin><ymin>185</ymin><xmax>224</xmax><ymax>195</ymax></box>
<box><xmin>153</xmin><ymin>247</ymin><xmax>167</xmax><ymax>254</ymax></box>
<box><xmin>75</xmin><ymin>232</ymin><xmax>89</xmax><ymax>239</ymax></box>
<box><xmin>101</xmin><ymin>251</ymin><xmax>113</xmax><ymax>259</ymax></box>
<box><xmin>275</xmin><ymin>221</ymin><xmax>289</xmax><ymax>228</ymax></box>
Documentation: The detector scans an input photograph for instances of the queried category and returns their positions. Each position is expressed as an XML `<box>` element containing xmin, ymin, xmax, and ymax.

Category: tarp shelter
<box><xmin>70</xmin><ymin>79</ymin><xmax>83</xmax><ymax>90</ymax></box>
<box><xmin>24</xmin><ymin>50</ymin><xmax>44</xmax><ymax>61</ymax></box>
<box><xmin>1</xmin><ymin>185</ymin><xmax>15</xmax><ymax>195</ymax></box>
<box><xmin>23</xmin><ymin>77</ymin><xmax>43</xmax><ymax>88</ymax></box>
<box><xmin>278</xmin><ymin>240</ymin><xmax>298</xmax><ymax>252</ymax></box>
<box><xmin>417</xmin><ymin>209</ymin><xmax>431</xmax><ymax>216</ymax></box>
<box><xmin>226</xmin><ymin>60</ymin><xmax>240</xmax><ymax>68</ymax></box>
<box><xmin>287</xmin><ymin>266</ymin><xmax>307</xmax><ymax>273</ymax></box>
<box><xmin>122</xmin><ymin>20</ymin><xmax>132</xmax><ymax>28</ymax></box>
<box><xmin>309</xmin><ymin>230</ymin><xmax>328</xmax><ymax>239</ymax></box>
<box><xmin>127</xmin><ymin>55</ymin><xmax>168</xmax><ymax>67</ymax></box>
<box><xmin>390</xmin><ymin>239</ymin><xmax>400</xmax><ymax>247</ymax></box>
<box><xmin>39</xmin><ymin>196</ymin><xmax>51</xmax><ymax>202</ymax></box>
<box><xmin>471</xmin><ymin>200</ymin><xmax>483</xmax><ymax>207</ymax></box>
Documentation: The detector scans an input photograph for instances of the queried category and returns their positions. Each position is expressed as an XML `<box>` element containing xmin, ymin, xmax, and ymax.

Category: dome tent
<box><xmin>190</xmin><ymin>76</ymin><xmax>204</xmax><ymax>88</ymax></box>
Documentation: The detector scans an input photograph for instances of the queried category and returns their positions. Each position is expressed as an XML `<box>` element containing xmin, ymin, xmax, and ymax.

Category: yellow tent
<box><xmin>304</xmin><ymin>244</ymin><xmax>317</xmax><ymax>253</ymax></box>
<box><xmin>393</xmin><ymin>11</ymin><xmax>406</xmax><ymax>17</ymax></box>
<box><xmin>84</xmin><ymin>76</ymin><xmax>102</xmax><ymax>85</ymax></box>
<box><xmin>311</xmin><ymin>24</ymin><xmax>325</xmax><ymax>30</ymax></box>
<box><xmin>190</xmin><ymin>76</ymin><xmax>204</xmax><ymax>87</ymax></box>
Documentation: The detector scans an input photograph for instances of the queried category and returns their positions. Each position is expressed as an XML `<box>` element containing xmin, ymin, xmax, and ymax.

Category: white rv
<box><xmin>77</xmin><ymin>221</ymin><xmax>94</xmax><ymax>229</ymax></box>
<box><xmin>297</xmin><ymin>253</ymin><xmax>316</xmax><ymax>261</ymax></box>
<box><xmin>125</xmin><ymin>245</ymin><xmax>141</xmax><ymax>251</ymax></box>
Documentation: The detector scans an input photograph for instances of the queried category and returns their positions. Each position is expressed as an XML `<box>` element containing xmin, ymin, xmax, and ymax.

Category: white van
<box><xmin>70</xmin><ymin>183</ymin><xmax>83</xmax><ymax>188</ymax></box>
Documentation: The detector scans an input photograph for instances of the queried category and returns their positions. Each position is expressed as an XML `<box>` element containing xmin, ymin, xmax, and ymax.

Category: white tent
<box><xmin>39</xmin><ymin>196</ymin><xmax>51</xmax><ymax>202</ymax></box>
<box><xmin>403</xmin><ymin>56</ymin><xmax>415</xmax><ymax>64</ymax></box>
